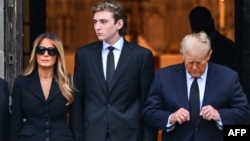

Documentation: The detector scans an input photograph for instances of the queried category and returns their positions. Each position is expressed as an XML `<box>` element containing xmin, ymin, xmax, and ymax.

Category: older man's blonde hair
<box><xmin>180</xmin><ymin>31</ymin><xmax>212</xmax><ymax>58</ymax></box>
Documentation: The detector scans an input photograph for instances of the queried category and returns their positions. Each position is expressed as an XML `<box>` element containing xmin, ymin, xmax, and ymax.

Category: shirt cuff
<box><xmin>166</xmin><ymin>116</ymin><xmax>175</xmax><ymax>132</ymax></box>
<box><xmin>216</xmin><ymin>119</ymin><xmax>223</xmax><ymax>130</ymax></box>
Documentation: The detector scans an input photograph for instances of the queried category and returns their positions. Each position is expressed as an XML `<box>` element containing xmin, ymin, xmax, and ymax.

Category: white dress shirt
<box><xmin>102</xmin><ymin>37</ymin><xmax>124</xmax><ymax>80</ymax></box>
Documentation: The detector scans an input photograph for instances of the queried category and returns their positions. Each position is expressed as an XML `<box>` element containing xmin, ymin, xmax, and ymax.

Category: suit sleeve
<box><xmin>9</xmin><ymin>77</ymin><xmax>23</xmax><ymax>141</ymax></box>
<box><xmin>69</xmin><ymin>92</ymin><xmax>84</xmax><ymax>141</ymax></box>
<box><xmin>140</xmin><ymin>50</ymin><xmax>158</xmax><ymax>141</ymax></box>
<box><xmin>218</xmin><ymin>72</ymin><xmax>250</xmax><ymax>124</ymax></box>
<box><xmin>73</xmin><ymin>50</ymin><xmax>85</xmax><ymax>104</ymax></box>
<box><xmin>0</xmin><ymin>79</ymin><xmax>9</xmax><ymax>141</ymax></box>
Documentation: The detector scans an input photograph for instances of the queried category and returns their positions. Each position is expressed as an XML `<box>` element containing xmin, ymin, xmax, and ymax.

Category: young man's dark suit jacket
<box><xmin>9</xmin><ymin>71</ymin><xmax>83</xmax><ymax>141</ymax></box>
<box><xmin>74</xmin><ymin>39</ymin><xmax>157</xmax><ymax>141</ymax></box>
<box><xmin>143</xmin><ymin>62</ymin><xmax>250</xmax><ymax>141</ymax></box>
<box><xmin>0</xmin><ymin>78</ymin><xmax>9</xmax><ymax>141</ymax></box>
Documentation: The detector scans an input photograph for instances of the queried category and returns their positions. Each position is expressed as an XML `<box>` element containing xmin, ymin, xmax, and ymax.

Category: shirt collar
<box><xmin>103</xmin><ymin>37</ymin><xmax>124</xmax><ymax>51</ymax></box>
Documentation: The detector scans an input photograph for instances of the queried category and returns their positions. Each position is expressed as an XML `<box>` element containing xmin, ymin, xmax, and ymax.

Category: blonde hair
<box><xmin>23</xmin><ymin>33</ymin><xmax>74</xmax><ymax>105</ymax></box>
<box><xmin>180</xmin><ymin>31</ymin><xmax>212</xmax><ymax>57</ymax></box>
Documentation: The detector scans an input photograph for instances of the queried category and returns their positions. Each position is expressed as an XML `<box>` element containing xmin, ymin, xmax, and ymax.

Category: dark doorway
<box><xmin>23</xmin><ymin>0</ymin><xmax>46</xmax><ymax>68</ymax></box>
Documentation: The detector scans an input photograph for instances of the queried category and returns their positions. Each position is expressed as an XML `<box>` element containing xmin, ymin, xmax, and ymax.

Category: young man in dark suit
<box><xmin>0</xmin><ymin>77</ymin><xmax>9</xmax><ymax>141</ymax></box>
<box><xmin>143</xmin><ymin>31</ymin><xmax>250</xmax><ymax>141</ymax></box>
<box><xmin>73</xmin><ymin>0</ymin><xmax>157</xmax><ymax>141</ymax></box>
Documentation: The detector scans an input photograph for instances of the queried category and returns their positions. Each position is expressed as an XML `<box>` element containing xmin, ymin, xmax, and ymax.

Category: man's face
<box><xmin>183</xmin><ymin>54</ymin><xmax>210</xmax><ymax>78</ymax></box>
<box><xmin>93</xmin><ymin>11</ymin><xmax>122</xmax><ymax>44</ymax></box>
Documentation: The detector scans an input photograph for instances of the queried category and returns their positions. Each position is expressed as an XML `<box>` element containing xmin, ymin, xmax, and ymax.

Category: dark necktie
<box><xmin>189</xmin><ymin>78</ymin><xmax>200</xmax><ymax>123</ymax></box>
<box><xmin>106</xmin><ymin>46</ymin><xmax>115</xmax><ymax>86</ymax></box>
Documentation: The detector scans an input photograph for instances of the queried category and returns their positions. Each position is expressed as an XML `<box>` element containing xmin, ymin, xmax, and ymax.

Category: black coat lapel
<box><xmin>28</xmin><ymin>71</ymin><xmax>47</xmax><ymax>102</ymax></box>
<box><xmin>108</xmin><ymin>41</ymin><xmax>132</xmax><ymax>91</ymax></box>
<box><xmin>90</xmin><ymin>42</ymin><xmax>109</xmax><ymax>92</ymax></box>
<box><xmin>47</xmin><ymin>78</ymin><xmax>61</xmax><ymax>103</ymax></box>
<box><xmin>28</xmin><ymin>71</ymin><xmax>61</xmax><ymax>103</ymax></box>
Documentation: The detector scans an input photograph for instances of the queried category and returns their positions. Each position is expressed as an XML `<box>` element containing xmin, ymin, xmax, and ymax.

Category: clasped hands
<box><xmin>169</xmin><ymin>105</ymin><xmax>221</xmax><ymax>124</ymax></box>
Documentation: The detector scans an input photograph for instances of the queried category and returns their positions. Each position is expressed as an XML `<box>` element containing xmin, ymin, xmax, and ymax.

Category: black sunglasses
<box><xmin>36</xmin><ymin>46</ymin><xmax>58</xmax><ymax>56</ymax></box>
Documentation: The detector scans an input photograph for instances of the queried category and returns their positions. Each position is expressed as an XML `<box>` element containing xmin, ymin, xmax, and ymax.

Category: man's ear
<box><xmin>207</xmin><ymin>50</ymin><xmax>212</xmax><ymax>60</ymax></box>
<box><xmin>116</xmin><ymin>19</ymin><xmax>124</xmax><ymax>30</ymax></box>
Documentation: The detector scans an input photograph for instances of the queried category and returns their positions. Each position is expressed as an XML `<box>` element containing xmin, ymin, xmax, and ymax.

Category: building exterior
<box><xmin>1</xmin><ymin>0</ymin><xmax>250</xmax><ymax>103</ymax></box>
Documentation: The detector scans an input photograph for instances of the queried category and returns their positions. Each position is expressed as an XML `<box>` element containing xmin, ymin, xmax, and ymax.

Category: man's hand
<box><xmin>169</xmin><ymin>108</ymin><xmax>190</xmax><ymax>124</ymax></box>
<box><xmin>200</xmin><ymin>105</ymin><xmax>220</xmax><ymax>121</ymax></box>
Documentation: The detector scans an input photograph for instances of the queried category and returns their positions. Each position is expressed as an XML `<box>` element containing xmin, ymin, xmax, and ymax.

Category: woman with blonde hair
<box><xmin>9</xmin><ymin>33</ymin><xmax>83</xmax><ymax>141</ymax></box>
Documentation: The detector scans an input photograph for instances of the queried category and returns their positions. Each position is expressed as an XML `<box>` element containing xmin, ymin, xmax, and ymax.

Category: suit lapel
<box><xmin>28</xmin><ymin>70</ymin><xmax>61</xmax><ymax>103</ymax></box>
<box><xmin>202</xmin><ymin>63</ymin><xmax>217</xmax><ymax>106</ymax></box>
<box><xmin>91</xmin><ymin>42</ymin><xmax>109</xmax><ymax>92</ymax></box>
<box><xmin>196</xmin><ymin>63</ymin><xmax>217</xmax><ymax>125</ymax></box>
<box><xmin>175</xmin><ymin>63</ymin><xmax>190</xmax><ymax>110</ymax></box>
<box><xmin>47</xmin><ymin>78</ymin><xmax>60</xmax><ymax>103</ymax></box>
<box><xmin>108</xmin><ymin>41</ymin><xmax>132</xmax><ymax>91</ymax></box>
<box><xmin>28</xmin><ymin>71</ymin><xmax>47</xmax><ymax>103</ymax></box>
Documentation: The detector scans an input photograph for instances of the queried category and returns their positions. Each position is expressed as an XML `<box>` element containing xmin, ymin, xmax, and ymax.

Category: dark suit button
<box><xmin>45</xmin><ymin>137</ymin><xmax>50</xmax><ymax>141</ymax></box>
<box><xmin>22</xmin><ymin>118</ymin><xmax>27</xmax><ymax>122</ymax></box>
<box><xmin>45</xmin><ymin>114</ymin><xmax>49</xmax><ymax>118</ymax></box>
<box><xmin>45</xmin><ymin>129</ymin><xmax>50</xmax><ymax>133</ymax></box>
<box><xmin>44</xmin><ymin>106</ymin><xmax>48</xmax><ymax>110</ymax></box>
<box><xmin>45</xmin><ymin>122</ymin><xmax>49</xmax><ymax>126</ymax></box>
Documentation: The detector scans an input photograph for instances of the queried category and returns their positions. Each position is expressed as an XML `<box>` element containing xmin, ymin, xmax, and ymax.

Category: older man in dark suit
<box><xmin>0</xmin><ymin>78</ymin><xmax>9</xmax><ymax>141</ymax></box>
<box><xmin>143</xmin><ymin>31</ymin><xmax>250</xmax><ymax>141</ymax></box>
